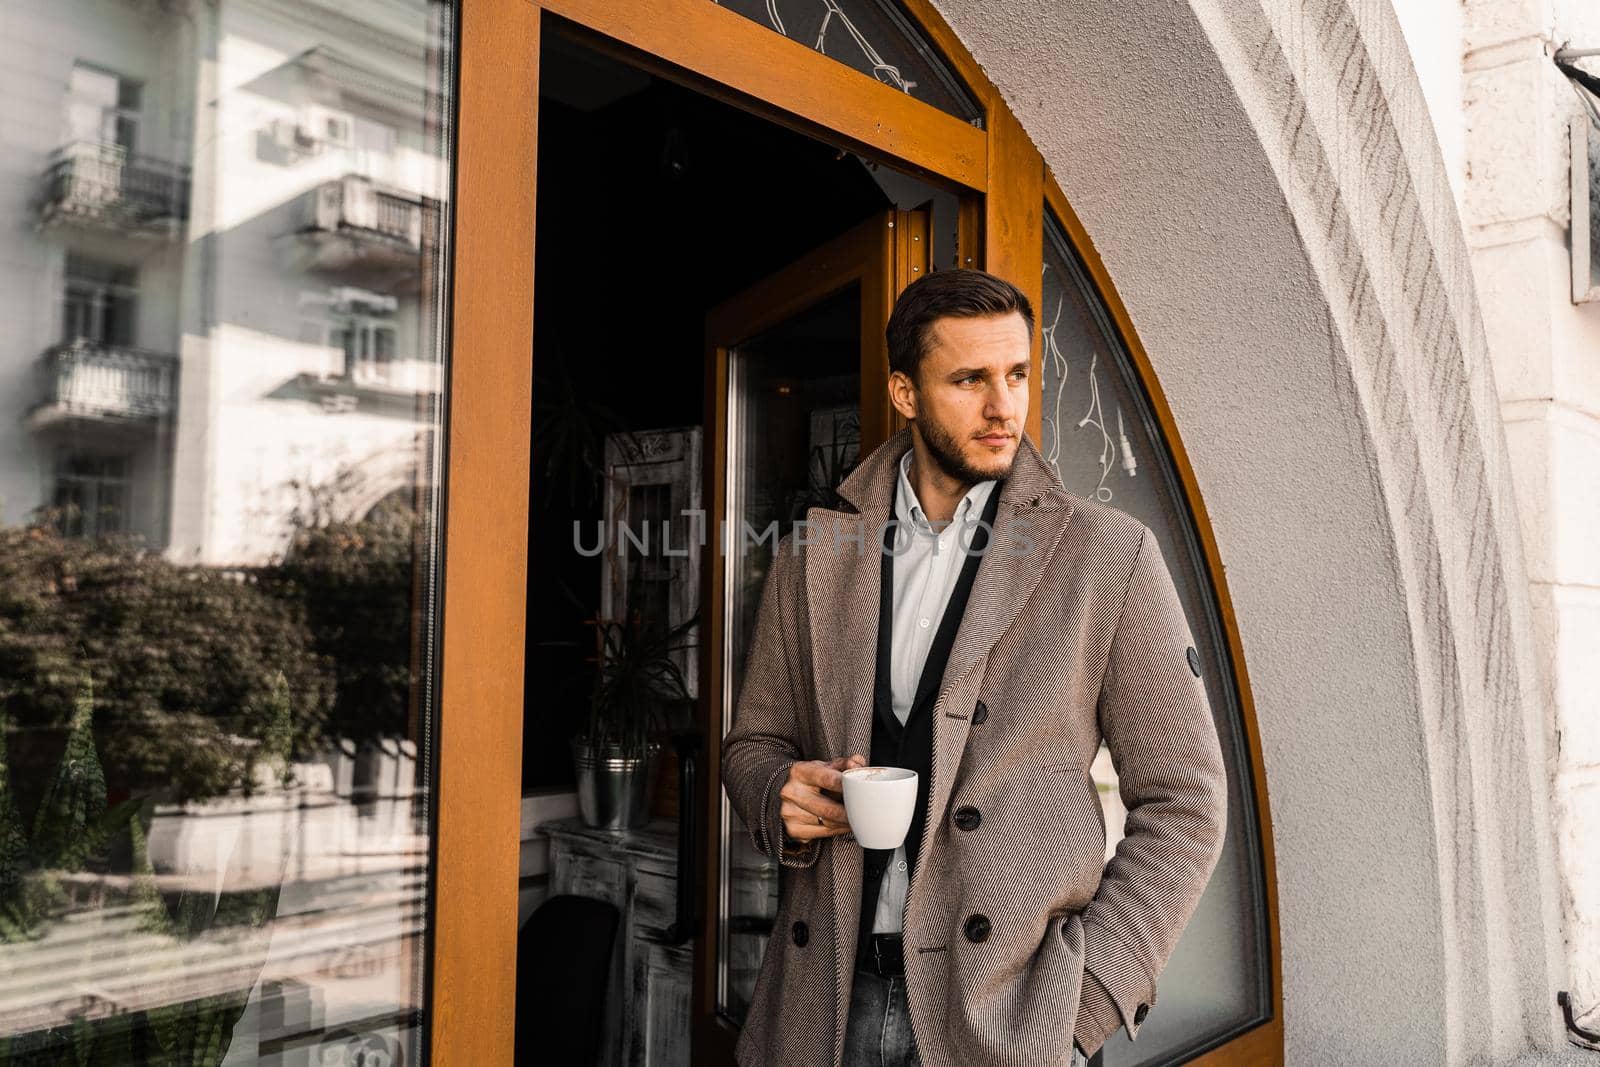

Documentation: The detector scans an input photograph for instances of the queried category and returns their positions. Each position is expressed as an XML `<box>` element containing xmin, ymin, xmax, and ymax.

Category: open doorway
<box><xmin>518</xmin><ymin>28</ymin><xmax>958</xmax><ymax>1067</ymax></box>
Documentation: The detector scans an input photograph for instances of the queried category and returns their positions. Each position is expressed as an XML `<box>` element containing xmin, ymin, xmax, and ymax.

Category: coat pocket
<box><xmin>1051</xmin><ymin>907</ymin><xmax>1086</xmax><ymax>959</ymax></box>
<box><xmin>1040</xmin><ymin>760</ymin><xmax>1087</xmax><ymax>775</ymax></box>
<box><xmin>1015</xmin><ymin>909</ymin><xmax>1088</xmax><ymax>1061</ymax></box>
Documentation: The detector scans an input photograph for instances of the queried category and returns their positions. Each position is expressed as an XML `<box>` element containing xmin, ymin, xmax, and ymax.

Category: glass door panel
<box><xmin>719</xmin><ymin>284</ymin><xmax>862</xmax><ymax>1022</ymax></box>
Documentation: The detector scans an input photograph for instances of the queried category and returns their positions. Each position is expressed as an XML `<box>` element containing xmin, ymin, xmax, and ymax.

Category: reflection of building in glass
<box><xmin>0</xmin><ymin>0</ymin><xmax>446</xmax><ymax>1062</ymax></box>
<box><xmin>1</xmin><ymin>0</ymin><xmax>446</xmax><ymax>567</ymax></box>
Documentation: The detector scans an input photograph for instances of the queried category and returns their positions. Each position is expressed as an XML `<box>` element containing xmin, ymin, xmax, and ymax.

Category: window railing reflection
<box><xmin>36</xmin><ymin>141</ymin><xmax>191</xmax><ymax>234</ymax></box>
<box><xmin>26</xmin><ymin>339</ymin><xmax>177</xmax><ymax>427</ymax></box>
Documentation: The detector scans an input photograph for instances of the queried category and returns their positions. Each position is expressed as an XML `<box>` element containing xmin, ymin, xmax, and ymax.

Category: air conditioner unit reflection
<box><xmin>305</xmin><ymin>106</ymin><xmax>354</xmax><ymax>150</ymax></box>
<box><xmin>269</xmin><ymin>118</ymin><xmax>319</xmax><ymax>154</ymax></box>
<box><xmin>269</xmin><ymin>106</ymin><xmax>354</xmax><ymax>156</ymax></box>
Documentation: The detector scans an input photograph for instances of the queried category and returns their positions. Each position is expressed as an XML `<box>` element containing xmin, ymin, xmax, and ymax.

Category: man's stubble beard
<box><xmin>915</xmin><ymin>405</ymin><xmax>1016</xmax><ymax>487</ymax></box>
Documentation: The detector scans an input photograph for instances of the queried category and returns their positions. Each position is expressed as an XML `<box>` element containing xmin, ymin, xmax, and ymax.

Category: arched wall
<box><xmin>930</xmin><ymin>0</ymin><xmax>1568</xmax><ymax>1061</ymax></box>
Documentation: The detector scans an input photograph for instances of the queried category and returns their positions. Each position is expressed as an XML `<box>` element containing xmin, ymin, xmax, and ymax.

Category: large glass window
<box><xmin>1</xmin><ymin>1</ymin><xmax>453</xmax><ymax>1063</ymax></box>
<box><xmin>1040</xmin><ymin>211</ymin><xmax>1272</xmax><ymax>1062</ymax></box>
<box><xmin>720</xmin><ymin>285</ymin><xmax>863</xmax><ymax>1023</ymax></box>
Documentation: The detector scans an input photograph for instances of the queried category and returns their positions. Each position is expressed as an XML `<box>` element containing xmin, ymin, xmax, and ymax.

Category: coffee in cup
<box><xmin>841</xmin><ymin>766</ymin><xmax>918</xmax><ymax>849</ymax></box>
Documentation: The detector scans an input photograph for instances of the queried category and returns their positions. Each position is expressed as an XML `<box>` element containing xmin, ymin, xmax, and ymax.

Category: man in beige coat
<box><xmin>722</xmin><ymin>269</ymin><xmax>1226</xmax><ymax>1067</ymax></box>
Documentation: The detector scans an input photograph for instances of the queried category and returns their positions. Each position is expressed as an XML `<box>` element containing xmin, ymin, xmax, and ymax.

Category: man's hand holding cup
<box><xmin>781</xmin><ymin>754</ymin><xmax>866</xmax><ymax>841</ymax></box>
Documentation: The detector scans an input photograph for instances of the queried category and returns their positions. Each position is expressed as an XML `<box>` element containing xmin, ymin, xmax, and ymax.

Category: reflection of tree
<box><xmin>789</xmin><ymin>407</ymin><xmax>860</xmax><ymax>520</ymax></box>
<box><xmin>763</xmin><ymin>404</ymin><xmax>859</xmax><ymax>526</ymax></box>
<box><xmin>0</xmin><ymin>518</ymin><xmax>333</xmax><ymax>806</ymax></box>
<box><xmin>0</xmin><ymin>469</ymin><xmax>426</xmax><ymax>809</ymax></box>
<box><xmin>0</xmin><ymin>472</ymin><xmax>424</xmax><ymax>1062</ymax></box>
<box><xmin>260</xmin><ymin>478</ymin><xmax>420</xmax><ymax>746</ymax></box>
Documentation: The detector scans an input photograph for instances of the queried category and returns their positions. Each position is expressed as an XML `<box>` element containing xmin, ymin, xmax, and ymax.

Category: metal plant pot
<box><xmin>570</xmin><ymin>737</ymin><xmax>662</xmax><ymax>830</ymax></box>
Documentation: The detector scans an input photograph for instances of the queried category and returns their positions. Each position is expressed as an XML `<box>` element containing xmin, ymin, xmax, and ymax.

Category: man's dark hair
<box><xmin>886</xmin><ymin>268</ymin><xmax>1034</xmax><ymax>381</ymax></box>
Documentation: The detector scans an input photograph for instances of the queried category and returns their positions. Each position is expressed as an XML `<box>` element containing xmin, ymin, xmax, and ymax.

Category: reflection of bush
<box><xmin>0</xmin><ymin>488</ymin><xmax>419</xmax><ymax>1058</ymax></box>
<box><xmin>0</xmin><ymin>523</ymin><xmax>333</xmax><ymax>806</ymax></box>
<box><xmin>258</xmin><ymin>489</ymin><xmax>418</xmax><ymax>747</ymax></box>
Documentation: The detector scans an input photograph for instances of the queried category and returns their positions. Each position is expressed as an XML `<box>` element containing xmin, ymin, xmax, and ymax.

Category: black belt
<box><xmin>856</xmin><ymin>933</ymin><xmax>905</xmax><ymax>977</ymax></box>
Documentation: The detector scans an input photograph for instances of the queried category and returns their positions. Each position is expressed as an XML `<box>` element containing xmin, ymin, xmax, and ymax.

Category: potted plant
<box><xmin>569</xmin><ymin>607</ymin><xmax>697</xmax><ymax>830</ymax></box>
<box><xmin>529</xmin><ymin>365</ymin><xmax>703</xmax><ymax>826</ymax></box>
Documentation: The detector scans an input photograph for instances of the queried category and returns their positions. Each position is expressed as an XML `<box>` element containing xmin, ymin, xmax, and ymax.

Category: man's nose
<box><xmin>984</xmin><ymin>380</ymin><xmax>1017</xmax><ymax>424</ymax></box>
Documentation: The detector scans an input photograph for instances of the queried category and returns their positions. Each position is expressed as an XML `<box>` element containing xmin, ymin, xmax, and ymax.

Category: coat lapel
<box><xmin>802</xmin><ymin>498</ymin><xmax>892</xmax><ymax>765</ymax></box>
<box><xmin>801</xmin><ymin>438</ymin><xmax>900</xmax><ymax>1052</ymax></box>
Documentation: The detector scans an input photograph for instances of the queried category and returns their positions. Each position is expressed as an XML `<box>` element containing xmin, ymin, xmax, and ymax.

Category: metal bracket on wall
<box><xmin>1556</xmin><ymin>49</ymin><xmax>1600</xmax><ymax>303</ymax></box>
<box><xmin>1568</xmin><ymin>113</ymin><xmax>1600</xmax><ymax>304</ymax></box>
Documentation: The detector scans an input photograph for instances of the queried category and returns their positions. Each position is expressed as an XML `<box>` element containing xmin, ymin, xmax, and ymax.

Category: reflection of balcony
<box><xmin>35</xmin><ymin>142</ymin><xmax>191</xmax><ymax>237</ymax></box>
<box><xmin>24</xmin><ymin>340</ymin><xmax>177</xmax><ymax>435</ymax></box>
<box><xmin>279</xmin><ymin>363</ymin><xmax>443</xmax><ymax>419</ymax></box>
<box><xmin>283</xmin><ymin>175</ymin><xmax>438</xmax><ymax>292</ymax></box>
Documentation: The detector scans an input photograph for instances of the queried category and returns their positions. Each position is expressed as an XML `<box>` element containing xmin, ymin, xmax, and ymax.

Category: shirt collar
<box><xmin>894</xmin><ymin>447</ymin><xmax>997</xmax><ymax>535</ymax></box>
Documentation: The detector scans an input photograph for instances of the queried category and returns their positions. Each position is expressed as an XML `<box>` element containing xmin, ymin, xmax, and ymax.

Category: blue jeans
<box><xmin>842</xmin><ymin>965</ymin><xmax>1092</xmax><ymax>1067</ymax></box>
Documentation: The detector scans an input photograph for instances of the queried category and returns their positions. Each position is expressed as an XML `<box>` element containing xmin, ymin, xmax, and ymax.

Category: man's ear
<box><xmin>888</xmin><ymin>369</ymin><xmax>919</xmax><ymax>422</ymax></box>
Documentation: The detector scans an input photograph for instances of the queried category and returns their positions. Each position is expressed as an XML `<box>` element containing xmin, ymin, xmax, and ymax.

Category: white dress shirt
<box><xmin>871</xmin><ymin>448</ymin><xmax>998</xmax><ymax>934</ymax></box>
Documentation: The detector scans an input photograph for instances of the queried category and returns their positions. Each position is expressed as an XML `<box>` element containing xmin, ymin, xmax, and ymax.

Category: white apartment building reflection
<box><xmin>0</xmin><ymin>0</ymin><xmax>448</xmax><ymax>1062</ymax></box>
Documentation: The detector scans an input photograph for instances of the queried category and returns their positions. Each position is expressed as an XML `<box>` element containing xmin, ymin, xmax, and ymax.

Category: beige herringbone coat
<box><xmin>721</xmin><ymin>426</ymin><xmax>1226</xmax><ymax>1067</ymax></box>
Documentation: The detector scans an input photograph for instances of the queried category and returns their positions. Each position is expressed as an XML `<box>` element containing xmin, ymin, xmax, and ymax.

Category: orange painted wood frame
<box><xmin>437</xmin><ymin>0</ymin><xmax>1283</xmax><ymax>1062</ymax></box>
<box><xmin>432</xmin><ymin>1</ymin><xmax>538</xmax><ymax>1064</ymax></box>
<box><xmin>538</xmin><ymin>0</ymin><xmax>986</xmax><ymax>192</ymax></box>
<box><xmin>704</xmin><ymin>208</ymin><xmax>925</xmax><ymax>458</ymax></box>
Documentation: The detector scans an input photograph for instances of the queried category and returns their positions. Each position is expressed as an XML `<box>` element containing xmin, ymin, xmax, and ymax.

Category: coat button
<box><xmin>1134</xmin><ymin>1002</ymin><xmax>1149</xmax><ymax>1024</ymax></box>
<box><xmin>792</xmin><ymin>920</ymin><xmax>809</xmax><ymax>947</ymax></box>
<box><xmin>1186</xmin><ymin>646</ymin><xmax>1201</xmax><ymax>677</ymax></box>
<box><xmin>953</xmin><ymin>806</ymin><xmax>981</xmax><ymax>831</ymax></box>
<box><xmin>963</xmin><ymin>913</ymin><xmax>991</xmax><ymax>943</ymax></box>
<box><xmin>972</xmin><ymin>700</ymin><xmax>988</xmax><ymax>724</ymax></box>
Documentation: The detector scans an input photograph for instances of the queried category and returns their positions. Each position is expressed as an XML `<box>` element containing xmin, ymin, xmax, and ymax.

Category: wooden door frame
<box><xmin>432</xmin><ymin>2</ymin><xmax>538</xmax><ymax>1064</ymax></box>
<box><xmin>439</xmin><ymin>0</ymin><xmax>1282</xmax><ymax>1063</ymax></box>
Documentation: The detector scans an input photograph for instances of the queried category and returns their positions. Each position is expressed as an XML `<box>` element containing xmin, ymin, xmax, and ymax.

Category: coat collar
<box><xmin>832</xmin><ymin>425</ymin><xmax>1070</xmax><ymax>517</ymax></box>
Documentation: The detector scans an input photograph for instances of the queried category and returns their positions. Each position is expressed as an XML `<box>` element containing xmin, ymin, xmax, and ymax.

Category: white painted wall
<box><xmin>938</xmin><ymin>0</ymin><xmax>1571</xmax><ymax>1059</ymax></box>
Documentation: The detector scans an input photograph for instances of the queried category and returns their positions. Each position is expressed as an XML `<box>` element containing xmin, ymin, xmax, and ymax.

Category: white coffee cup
<box><xmin>841</xmin><ymin>766</ymin><xmax>918</xmax><ymax>849</ymax></box>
